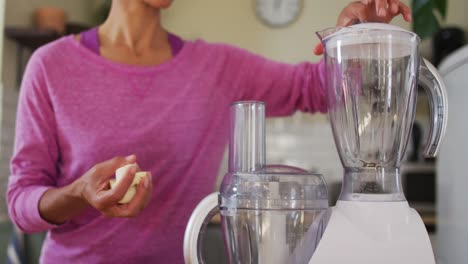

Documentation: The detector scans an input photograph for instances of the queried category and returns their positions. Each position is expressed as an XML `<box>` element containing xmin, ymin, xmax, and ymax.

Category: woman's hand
<box><xmin>78</xmin><ymin>155</ymin><xmax>153</xmax><ymax>218</ymax></box>
<box><xmin>39</xmin><ymin>155</ymin><xmax>153</xmax><ymax>225</ymax></box>
<box><xmin>314</xmin><ymin>0</ymin><xmax>412</xmax><ymax>55</ymax></box>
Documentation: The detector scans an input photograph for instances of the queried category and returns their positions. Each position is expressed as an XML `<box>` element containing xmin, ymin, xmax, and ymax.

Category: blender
<box><xmin>184</xmin><ymin>23</ymin><xmax>447</xmax><ymax>264</ymax></box>
<box><xmin>183</xmin><ymin>101</ymin><xmax>329</xmax><ymax>264</ymax></box>
<box><xmin>310</xmin><ymin>23</ymin><xmax>447</xmax><ymax>264</ymax></box>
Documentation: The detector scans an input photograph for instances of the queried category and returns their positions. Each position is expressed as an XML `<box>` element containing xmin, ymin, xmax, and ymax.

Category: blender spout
<box><xmin>315</xmin><ymin>27</ymin><xmax>344</xmax><ymax>43</ymax></box>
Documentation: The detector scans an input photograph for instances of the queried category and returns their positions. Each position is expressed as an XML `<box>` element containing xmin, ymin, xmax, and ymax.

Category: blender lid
<box><xmin>219</xmin><ymin>165</ymin><xmax>329</xmax><ymax>210</ymax></box>
<box><xmin>349</xmin><ymin>22</ymin><xmax>412</xmax><ymax>32</ymax></box>
<box><xmin>320</xmin><ymin>22</ymin><xmax>419</xmax><ymax>59</ymax></box>
<box><xmin>321</xmin><ymin>22</ymin><xmax>414</xmax><ymax>41</ymax></box>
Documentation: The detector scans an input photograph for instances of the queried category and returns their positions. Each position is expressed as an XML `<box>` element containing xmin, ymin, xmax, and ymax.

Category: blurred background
<box><xmin>0</xmin><ymin>0</ymin><xmax>466</xmax><ymax>263</ymax></box>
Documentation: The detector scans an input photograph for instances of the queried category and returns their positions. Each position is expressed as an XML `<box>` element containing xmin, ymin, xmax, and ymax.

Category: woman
<box><xmin>7</xmin><ymin>0</ymin><xmax>411</xmax><ymax>263</ymax></box>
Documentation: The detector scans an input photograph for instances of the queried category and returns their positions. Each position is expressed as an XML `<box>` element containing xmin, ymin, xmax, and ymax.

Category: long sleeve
<box><xmin>215</xmin><ymin>44</ymin><xmax>327</xmax><ymax>116</ymax></box>
<box><xmin>7</xmin><ymin>51</ymin><xmax>60</xmax><ymax>233</ymax></box>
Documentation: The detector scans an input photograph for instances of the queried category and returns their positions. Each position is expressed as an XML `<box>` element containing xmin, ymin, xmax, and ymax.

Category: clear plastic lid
<box><xmin>317</xmin><ymin>22</ymin><xmax>419</xmax><ymax>59</ymax></box>
<box><xmin>224</xmin><ymin>101</ymin><xmax>329</xmax><ymax>210</ymax></box>
<box><xmin>219</xmin><ymin>165</ymin><xmax>329</xmax><ymax>210</ymax></box>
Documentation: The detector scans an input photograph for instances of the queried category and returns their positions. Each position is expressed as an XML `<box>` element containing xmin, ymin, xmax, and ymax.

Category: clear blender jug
<box><xmin>184</xmin><ymin>101</ymin><xmax>329</xmax><ymax>264</ymax></box>
<box><xmin>308</xmin><ymin>22</ymin><xmax>446</xmax><ymax>264</ymax></box>
<box><xmin>317</xmin><ymin>23</ymin><xmax>447</xmax><ymax>202</ymax></box>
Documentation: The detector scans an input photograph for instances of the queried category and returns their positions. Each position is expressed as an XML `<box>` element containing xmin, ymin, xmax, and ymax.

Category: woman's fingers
<box><xmin>314</xmin><ymin>0</ymin><xmax>412</xmax><ymax>55</ymax></box>
<box><xmin>79</xmin><ymin>155</ymin><xmax>153</xmax><ymax>219</ymax></box>
<box><xmin>387</xmin><ymin>0</ymin><xmax>399</xmax><ymax>14</ymax></box>
<box><xmin>129</xmin><ymin>174</ymin><xmax>153</xmax><ymax>212</ymax></box>
<box><xmin>337</xmin><ymin>2</ymin><xmax>368</xmax><ymax>27</ymax></box>
<box><xmin>357</xmin><ymin>0</ymin><xmax>411</xmax><ymax>22</ymax></box>
<box><xmin>92</xmin><ymin>155</ymin><xmax>137</xmax><ymax>183</ymax></box>
<box><xmin>362</xmin><ymin>0</ymin><xmax>387</xmax><ymax>16</ymax></box>
<box><xmin>362</xmin><ymin>0</ymin><xmax>404</xmax><ymax>17</ymax></box>
<box><xmin>348</xmin><ymin>2</ymin><xmax>369</xmax><ymax>24</ymax></box>
<box><xmin>398</xmin><ymin>2</ymin><xmax>412</xmax><ymax>22</ymax></box>
<box><xmin>103</xmin><ymin>174</ymin><xmax>153</xmax><ymax>217</ymax></box>
<box><xmin>313</xmin><ymin>43</ymin><xmax>324</xmax><ymax>56</ymax></box>
<box><xmin>95</xmin><ymin>165</ymin><xmax>137</xmax><ymax>208</ymax></box>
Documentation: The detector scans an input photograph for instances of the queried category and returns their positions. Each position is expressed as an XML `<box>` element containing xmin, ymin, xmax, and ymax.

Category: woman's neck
<box><xmin>100</xmin><ymin>1</ymin><xmax>168</xmax><ymax>56</ymax></box>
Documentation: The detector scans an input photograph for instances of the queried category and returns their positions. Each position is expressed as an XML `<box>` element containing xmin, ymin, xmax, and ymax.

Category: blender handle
<box><xmin>183</xmin><ymin>192</ymin><xmax>220</xmax><ymax>264</ymax></box>
<box><xmin>418</xmin><ymin>58</ymin><xmax>448</xmax><ymax>157</ymax></box>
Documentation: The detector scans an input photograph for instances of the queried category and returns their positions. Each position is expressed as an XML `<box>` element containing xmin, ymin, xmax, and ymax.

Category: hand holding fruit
<box><xmin>77</xmin><ymin>155</ymin><xmax>153</xmax><ymax>218</ymax></box>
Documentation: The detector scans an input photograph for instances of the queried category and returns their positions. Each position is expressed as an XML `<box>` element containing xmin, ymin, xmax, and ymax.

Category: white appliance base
<box><xmin>310</xmin><ymin>201</ymin><xmax>435</xmax><ymax>264</ymax></box>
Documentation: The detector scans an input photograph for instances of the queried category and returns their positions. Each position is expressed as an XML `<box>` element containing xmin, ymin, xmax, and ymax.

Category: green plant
<box><xmin>412</xmin><ymin>0</ymin><xmax>448</xmax><ymax>40</ymax></box>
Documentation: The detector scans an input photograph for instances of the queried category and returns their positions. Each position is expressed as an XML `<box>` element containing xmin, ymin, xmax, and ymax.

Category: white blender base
<box><xmin>310</xmin><ymin>201</ymin><xmax>435</xmax><ymax>264</ymax></box>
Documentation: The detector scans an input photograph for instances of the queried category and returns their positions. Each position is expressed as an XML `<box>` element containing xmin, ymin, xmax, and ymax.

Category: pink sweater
<box><xmin>7</xmin><ymin>36</ymin><xmax>326</xmax><ymax>263</ymax></box>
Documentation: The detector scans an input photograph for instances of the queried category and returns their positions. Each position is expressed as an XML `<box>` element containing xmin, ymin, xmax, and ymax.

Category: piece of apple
<box><xmin>110</xmin><ymin>164</ymin><xmax>149</xmax><ymax>204</ymax></box>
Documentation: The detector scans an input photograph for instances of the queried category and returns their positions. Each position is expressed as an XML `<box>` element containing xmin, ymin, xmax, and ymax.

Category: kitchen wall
<box><xmin>0</xmin><ymin>1</ymin><xmax>4</xmax><ymax>82</ymax></box>
<box><xmin>162</xmin><ymin>0</ymin><xmax>468</xmax><ymax>63</ymax></box>
<box><xmin>1</xmin><ymin>0</ymin><xmax>465</xmax><ymax>86</ymax></box>
<box><xmin>0</xmin><ymin>0</ymin><xmax>5</xmax><ymax>163</ymax></box>
<box><xmin>2</xmin><ymin>0</ymin><xmax>95</xmax><ymax>89</ymax></box>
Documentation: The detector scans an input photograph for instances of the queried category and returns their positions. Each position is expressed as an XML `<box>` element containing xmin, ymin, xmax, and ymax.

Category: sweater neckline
<box><xmin>66</xmin><ymin>35</ymin><xmax>192</xmax><ymax>74</ymax></box>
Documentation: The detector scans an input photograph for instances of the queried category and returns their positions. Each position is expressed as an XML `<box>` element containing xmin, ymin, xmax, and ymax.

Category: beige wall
<box><xmin>2</xmin><ymin>0</ymin><xmax>94</xmax><ymax>89</ymax></box>
<box><xmin>162</xmin><ymin>0</ymin><xmax>467</xmax><ymax>126</ymax></box>
<box><xmin>2</xmin><ymin>0</ymin><xmax>466</xmax><ymax>86</ymax></box>
<box><xmin>0</xmin><ymin>0</ymin><xmax>4</xmax><ymax>82</ymax></box>
<box><xmin>0</xmin><ymin>0</ymin><xmax>5</xmax><ymax>160</ymax></box>
<box><xmin>444</xmin><ymin>0</ymin><xmax>468</xmax><ymax>30</ymax></box>
<box><xmin>162</xmin><ymin>0</ymin><xmax>468</xmax><ymax>63</ymax></box>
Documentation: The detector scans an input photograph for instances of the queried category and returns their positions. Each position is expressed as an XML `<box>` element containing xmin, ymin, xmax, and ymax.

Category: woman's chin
<box><xmin>144</xmin><ymin>0</ymin><xmax>173</xmax><ymax>9</ymax></box>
